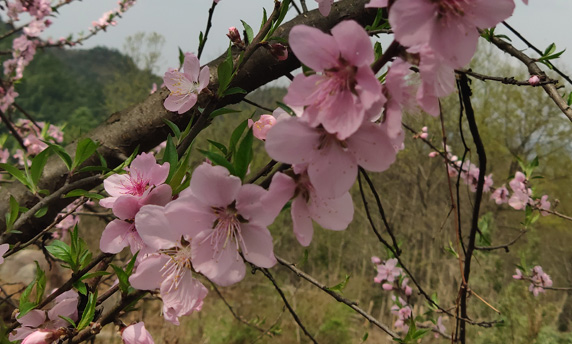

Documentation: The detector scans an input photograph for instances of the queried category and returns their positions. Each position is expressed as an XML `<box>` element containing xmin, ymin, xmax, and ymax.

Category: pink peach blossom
<box><xmin>10</xmin><ymin>290</ymin><xmax>78</xmax><ymax>341</ymax></box>
<box><xmin>285</xmin><ymin>20</ymin><xmax>385</xmax><ymax>140</ymax></box>
<box><xmin>386</xmin><ymin>0</ymin><xmax>515</xmax><ymax>68</ymax></box>
<box><xmin>163</xmin><ymin>52</ymin><xmax>209</xmax><ymax>114</ymax></box>
<box><xmin>491</xmin><ymin>184</ymin><xmax>509</xmax><ymax>205</ymax></box>
<box><xmin>271</xmin><ymin>168</ymin><xmax>353</xmax><ymax>246</ymax></box>
<box><xmin>100</xmin><ymin>185</ymin><xmax>172</xmax><ymax>255</ymax></box>
<box><xmin>248</xmin><ymin>114</ymin><xmax>277</xmax><ymax>141</ymax></box>
<box><xmin>265</xmin><ymin>117</ymin><xmax>396</xmax><ymax>199</ymax></box>
<box><xmin>100</xmin><ymin>152</ymin><xmax>170</xmax><ymax>209</ymax></box>
<box><xmin>122</xmin><ymin>322</ymin><xmax>155</xmax><ymax>344</ymax></box>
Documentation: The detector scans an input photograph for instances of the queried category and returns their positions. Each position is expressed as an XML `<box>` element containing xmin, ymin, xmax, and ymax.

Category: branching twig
<box><xmin>276</xmin><ymin>255</ymin><xmax>399</xmax><ymax>338</ymax></box>
<box><xmin>197</xmin><ymin>1</ymin><xmax>217</xmax><ymax>60</ymax></box>
<box><xmin>457</xmin><ymin>74</ymin><xmax>487</xmax><ymax>344</ymax></box>
<box><xmin>209</xmin><ymin>280</ymin><xmax>271</xmax><ymax>336</ymax></box>
<box><xmin>501</xmin><ymin>21</ymin><xmax>572</xmax><ymax>86</ymax></box>
<box><xmin>258</xmin><ymin>267</ymin><xmax>318</xmax><ymax>344</ymax></box>
<box><xmin>486</xmin><ymin>28</ymin><xmax>572</xmax><ymax>122</ymax></box>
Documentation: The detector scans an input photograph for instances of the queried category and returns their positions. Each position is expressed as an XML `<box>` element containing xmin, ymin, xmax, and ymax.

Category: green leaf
<box><xmin>217</xmin><ymin>46</ymin><xmax>234</xmax><ymax>96</ymax></box>
<box><xmin>373</xmin><ymin>42</ymin><xmax>383</xmax><ymax>61</ymax></box>
<box><xmin>46</xmin><ymin>240</ymin><xmax>73</xmax><ymax>266</ymax></box>
<box><xmin>64</xmin><ymin>189</ymin><xmax>103</xmax><ymax>200</ymax></box>
<box><xmin>361</xmin><ymin>332</ymin><xmax>369</xmax><ymax>342</ymax></box>
<box><xmin>210</xmin><ymin>107</ymin><xmax>241</xmax><ymax>118</ymax></box>
<box><xmin>178</xmin><ymin>46</ymin><xmax>185</xmax><ymax>68</ymax></box>
<box><xmin>72</xmin><ymin>138</ymin><xmax>99</xmax><ymax>171</ymax></box>
<box><xmin>222</xmin><ymin>87</ymin><xmax>247</xmax><ymax>97</ymax></box>
<box><xmin>34</xmin><ymin>262</ymin><xmax>46</xmax><ymax>304</ymax></box>
<box><xmin>45</xmin><ymin>142</ymin><xmax>72</xmax><ymax>170</ymax></box>
<box><xmin>241</xmin><ymin>20</ymin><xmax>254</xmax><ymax>45</ymax></box>
<box><xmin>163</xmin><ymin>135</ymin><xmax>178</xmax><ymax>183</ymax></box>
<box><xmin>163</xmin><ymin>119</ymin><xmax>181</xmax><ymax>140</ymax></box>
<box><xmin>198</xmin><ymin>150</ymin><xmax>235</xmax><ymax>175</ymax></box>
<box><xmin>34</xmin><ymin>206</ymin><xmax>48</xmax><ymax>218</ymax></box>
<box><xmin>73</xmin><ymin>281</ymin><xmax>87</xmax><ymax>295</ymax></box>
<box><xmin>59</xmin><ymin>315</ymin><xmax>77</xmax><ymax>328</ymax></box>
<box><xmin>80</xmin><ymin>271</ymin><xmax>111</xmax><ymax>281</ymax></box>
<box><xmin>326</xmin><ymin>274</ymin><xmax>350</xmax><ymax>293</ymax></box>
<box><xmin>543</xmin><ymin>42</ymin><xmax>556</xmax><ymax>56</ymax></box>
<box><xmin>169</xmin><ymin>142</ymin><xmax>193</xmax><ymax>192</ymax></box>
<box><xmin>30</xmin><ymin>149</ymin><xmax>50</xmax><ymax>188</ymax></box>
<box><xmin>276</xmin><ymin>101</ymin><xmax>296</xmax><ymax>116</ymax></box>
<box><xmin>228</xmin><ymin>119</ymin><xmax>249</xmax><ymax>156</ymax></box>
<box><xmin>233</xmin><ymin>129</ymin><xmax>253</xmax><ymax>180</ymax></box>
<box><xmin>207</xmin><ymin>140</ymin><xmax>228</xmax><ymax>155</ymax></box>
<box><xmin>111</xmin><ymin>264</ymin><xmax>130</xmax><ymax>295</ymax></box>
<box><xmin>0</xmin><ymin>163</ymin><xmax>31</xmax><ymax>188</ymax></box>
<box><xmin>567</xmin><ymin>92</ymin><xmax>572</xmax><ymax>106</ymax></box>
<box><xmin>6</xmin><ymin>195</ymin><xmax>19</xmax><ymax>231</ymax></box>
<box><xmin>77</xmin><ymin>291</ymin><xmax>97</xmax><ymax>331</ymax></box>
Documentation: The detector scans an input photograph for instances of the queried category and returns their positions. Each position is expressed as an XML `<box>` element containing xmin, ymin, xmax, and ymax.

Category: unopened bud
<box><xmin>227</xmin><ymin>27</ymin><xmax>242</xmax><ymax>45</ymax></box>
<box><xmin>528</xmin><ymin>75</ymin><xmax>540</xmax><ymax>86</ymax></box>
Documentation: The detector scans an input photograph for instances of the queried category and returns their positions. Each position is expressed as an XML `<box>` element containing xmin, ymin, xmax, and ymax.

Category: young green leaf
<box><xmin>0</xmin><ymin>163</ymin><xmax>31</xmax><ymax>189</ymax></box>
<box><xmin>30</xmin><ymin>148</ymin><xmax>51</xmax><ymax>188</ymax></box>
<box><xmin>233</xmin><ymin>129</ymin><xmax>253</xmax><ymax>180</ymax></box>
<box><xmin>241</xmin><ymin>20</ymin><xmax>254</xmax><ymax>45</ymax></box>
<box><xmin>228</xmin><ymin>119</ymin><xmax>249</xmax><ymax>156</ymax></box>
<box><xmin>326</xmin><ymin>274</ymin><xmax>351</xmax><ymax>293</ymax></box>
<box><xmin>163</xmin><ymin>119</ymin><xmax>181</xmax><ymax>140</ymax></box>
<box><xmin>209</xmin><ymin>107</ymin><xmax>241</xmax><ymax>118</ymax></box>
<box><xmin>76</xmin><ymin>291</ymin><xmax>97</xmax><ymax>331</ymax></box>
<box><xmin>163</xmin><ymin>135</ymin><xmax>178</xmax><ymax>183</ymax></box>
<box><xmin>198</xmin><ymin>149</ymin><xmax>235</xmax><ymax>175</ymax></box>
<box><xmin>72</xmin><ymin>138</ymin><xmax>99</xmax><ymax>172</ymax></box>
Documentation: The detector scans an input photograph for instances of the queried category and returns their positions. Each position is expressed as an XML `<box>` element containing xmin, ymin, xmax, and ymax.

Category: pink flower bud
<box><xmin>428</xmin><ymin>151</ymin><xmax>439</xmax><ymax>158</ymax></box>
<box><xmin>528</xmin><ymin>75</ymin><xmax>540</xmax><ymax>86</ymax></box>
<box><xmin>512</xmin><ymin>268</ymin><xmax>523</xmax><ymax>280</ymax></box>
<box><xmin>227</xmin><ymin>27</ymin><xmax>242</xmax><ymax>45</ymax></box>
<box><xmin>22</xmin><ymin>330</ymin><xmax>57</xmax><ymax>344</ymax></box>
<box><xmin>382</xmin><ymin>283</ymin><xmax>394</xmax><ymax>291</ymax></box>
<box><xmin>419</xmin><ymin>132</ymin><xmax>428</xmax><ymax>139</ymax></box>
<box><xmin>371</xmin><ymin>256</ymin><xmax>381</xmax><ymax>264</ymax></box>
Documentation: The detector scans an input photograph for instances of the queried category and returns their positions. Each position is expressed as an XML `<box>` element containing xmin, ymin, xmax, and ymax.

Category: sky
<box><xmin>29</xmin><ymin>0</ymin><xmax>572</xmax><ymax>74</ymax></box>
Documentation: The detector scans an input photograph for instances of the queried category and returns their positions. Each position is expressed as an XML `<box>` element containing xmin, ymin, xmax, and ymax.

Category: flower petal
<box><xmin>288</xmin><ymin>25</ymin><xmax>339</xmax><ymax>71</ymax></box>
<box><xmin>291</xmin><ymin>196</ymin><xmax>314</xmax><ymax>246</ymax></box>
<box><xmin>240</xmin><ymin>224</ymin><xmax>277</xmax><ymax>268</ymax></box>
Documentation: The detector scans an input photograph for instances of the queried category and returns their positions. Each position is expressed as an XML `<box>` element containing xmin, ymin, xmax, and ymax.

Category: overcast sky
<box><xmin>35</xmin><ymin>0</ymin><xmax>572</xmax><ymax>73</ymax></box>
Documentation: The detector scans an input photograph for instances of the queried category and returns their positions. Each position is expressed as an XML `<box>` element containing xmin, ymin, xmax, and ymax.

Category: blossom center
<box><xmin>206</xmin><ymin>204</ymin><xmax>247</xmax><ymax>261</ymax></box>
<box><xmin>160</xmin><ymin>244</ymin><xmax>193</xmax><ymax>291</ymax></box>
<box><xmin>435</xmin><ymin>0</ymin><xmax>468</xmax><ymax>19</ymax></box>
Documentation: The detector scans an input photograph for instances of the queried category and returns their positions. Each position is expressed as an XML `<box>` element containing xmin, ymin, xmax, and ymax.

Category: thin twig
<box><xmin>0</xmin><ymin>109</ymin><xmax>26</xmax><ymax>150</ymax></box>
<box><xmin>258</xmin><ymin>267</ymin><xmax>318</xmax><ymax>344</ymax></box>
<box><xmin>358</xmin><ymin>167</ymin><xmax>401</xmax><ymax>255</ymax></box>
<box><xmin>475</xmin><ymin>230</ymin><xmax>526</xmax><ymax>252</ymax></box>
<box><xmin>243</xmin><ymin>98</ymin><xmax>274</xmax><ymax>112</ymax></box>
<box><xmin>2</xmin><ymin>174</ymin><xmax>103</xmax><ymax>248</ymax></box>
<box><xmin>276</xmin><ymin>255</ymin><xmax>399</xmax><ymax>338</ymax></box>
<box><xmin>457</xmin><ymin>69</ymin><xmax>558</xmax><ymax>86</ymax></box>
<box><xmin>486</xmin><ymin>28</ymin><xmax>572</xmax><ymax>122</ymax></box>
<box><xmin>501</xmin><ymin>21</ymin><xmax>572</xmax><ymax>86</ymax></box>
<box><xmin>209</xmin><ymin>280</ymin><xmax>271</xmax><ymax>335</ymax></box>
<box><xmin>198</xmin><ymin>1</ymin><xmax>217</xmax><ymax>60</ymax></box>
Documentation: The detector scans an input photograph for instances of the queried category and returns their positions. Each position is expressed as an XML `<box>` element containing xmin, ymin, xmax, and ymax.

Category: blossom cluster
<box><xmin>371</xmin><ymin>257</ymin><xmax>419</xmax><ymax>332</ymax></box>
<box><xmin>513</xmin><ymin>266</ymin><xmax>553</xmax><ymax>296</ymax></box>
